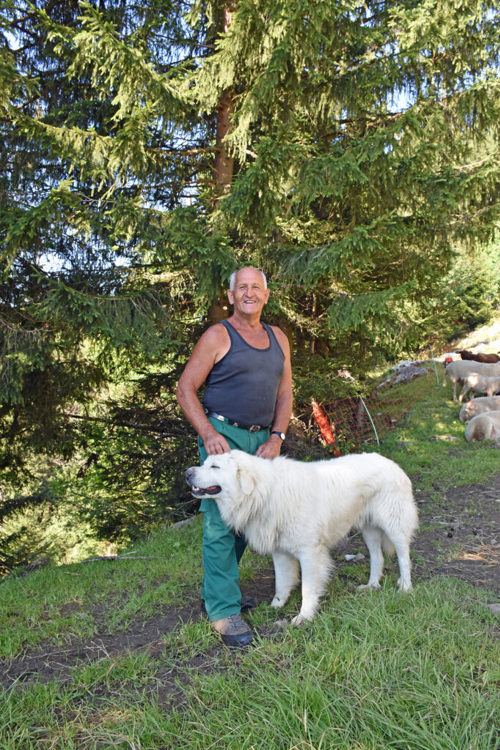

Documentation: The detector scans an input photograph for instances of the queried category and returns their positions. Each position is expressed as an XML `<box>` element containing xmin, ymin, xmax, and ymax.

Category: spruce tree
<box><xmin>1</xmin><ymin>1</ymin><xmax>499</xmax><ymax>556</ymax></box>
<box><xmin>3</xmin><ymin>1</ymin><xmax>498</xmax><ymax>387</ymax></box>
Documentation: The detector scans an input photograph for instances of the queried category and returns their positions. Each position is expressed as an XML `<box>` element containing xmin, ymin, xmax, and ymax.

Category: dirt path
<box><xmin>410</xmin><ymin>472</ymin><xmax>500</xmax><ymax>594</ymax></box>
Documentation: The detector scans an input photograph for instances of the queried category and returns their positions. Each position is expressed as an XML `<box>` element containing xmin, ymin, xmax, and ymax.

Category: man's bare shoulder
<box><xmin>199</xmin><ymin>322</ymin><xmax>229</xmax><ymax>345</ymax></box>
<box><xmin>193</xmin><ymin>322</ymin><xmax>230</xmax><ymax>360</ymax></box>
<box><xmin>193</xmin><ymin>322</ymin><xmax>229</xmax><ymax>365</ymax></box>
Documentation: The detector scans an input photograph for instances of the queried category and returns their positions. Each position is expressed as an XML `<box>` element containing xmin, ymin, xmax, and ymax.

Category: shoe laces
<box><xmin>225</xmin><ymin>614</ymin><xmax>249</xmax><ymax>634</ymax></box>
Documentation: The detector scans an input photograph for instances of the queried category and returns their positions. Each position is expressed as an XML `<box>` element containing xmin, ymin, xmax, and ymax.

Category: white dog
<box><xmin>186</xmin><ymin>450</ymin><xmax>418</xmax><ymax>624</ymax></box>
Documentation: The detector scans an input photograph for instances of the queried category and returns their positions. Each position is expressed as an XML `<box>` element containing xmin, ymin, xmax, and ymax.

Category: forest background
<box><xmin>1</xmin><ymin>0</ymin><xmax>499</xmax><ymax>573</ymax></box>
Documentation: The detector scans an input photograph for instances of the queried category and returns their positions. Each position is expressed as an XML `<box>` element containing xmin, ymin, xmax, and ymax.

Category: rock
<box><xmin>484</xmin><ymin>603</ymin><xmax>500</xmax><ymax>616</ymax></box>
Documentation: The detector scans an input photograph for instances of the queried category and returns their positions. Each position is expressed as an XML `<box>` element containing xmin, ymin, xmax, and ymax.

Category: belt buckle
<box><xmin>248</xmin><ymin>424</ymin><xmax>260</xmax><ymax>433</ymax></box>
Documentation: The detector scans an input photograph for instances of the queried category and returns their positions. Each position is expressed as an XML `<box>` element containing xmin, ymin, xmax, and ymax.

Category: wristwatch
<box><xmin>271</xmin><ymin>430</ymin><xmax>286</xmax><ymax>441</ymax></box>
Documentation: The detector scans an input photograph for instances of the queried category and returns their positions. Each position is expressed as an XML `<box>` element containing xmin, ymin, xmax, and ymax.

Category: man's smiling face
<box><xmin>227</xmin><ymin>267</ymin><xmax>269</xmax><ymax>316</ymax></box>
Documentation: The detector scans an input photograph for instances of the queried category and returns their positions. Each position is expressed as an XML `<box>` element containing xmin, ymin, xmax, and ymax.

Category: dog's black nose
<box><xmin>185</xmin><ymin>467</ymin><xmax>195</xmax><ymax>481</ymax></box>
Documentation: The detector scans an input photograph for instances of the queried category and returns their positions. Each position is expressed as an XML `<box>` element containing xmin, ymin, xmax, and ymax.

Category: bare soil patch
<box><xmin>411</xmin><ymin>471</ymin><xmax>500</xmax><ymax>594</ymax></box>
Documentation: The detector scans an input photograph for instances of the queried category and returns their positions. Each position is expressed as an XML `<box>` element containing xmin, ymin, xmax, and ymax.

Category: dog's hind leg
<box><xmin>293</xmin><ymin>546</ymin><xmax>331</xmax><ymax>625</ymax></box>
<box><xmin>369</xmin><ymin>525</ymin><xmax>413</xmax><ymax>592</ymax></box>
<box><xmin>357</xmin><ymin>527</ymin><xmax>384</xmax><ymax>590</ymax></box>
<box><xmin>391</xmin><ymin>535</ymin><xmax>412</xmax><ymax>592</ymax></box>
<box><xmin>271</xmin><ymin>550</ymin><xmax>300</xmax><ymax>609</ymax></box>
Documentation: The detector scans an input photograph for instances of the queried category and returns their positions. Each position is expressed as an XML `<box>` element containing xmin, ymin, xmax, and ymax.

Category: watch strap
<box><xmin>271</xmin><ymin>430</ymin><xmax>286</xmax><ymax>440</ymax></box>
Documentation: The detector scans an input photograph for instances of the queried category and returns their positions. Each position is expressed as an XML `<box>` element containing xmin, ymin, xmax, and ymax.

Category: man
<box><xmin>176</xmin><ymin>266</ymin><xmax>293</xmax><ymax>647</ymax></box>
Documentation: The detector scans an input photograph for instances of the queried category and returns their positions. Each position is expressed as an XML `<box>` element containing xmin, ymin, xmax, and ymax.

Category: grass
<box><xmin>173</xmin><ymin>582</ymin><xmax>497</xmax><ymax>750</ymax></box>
<box><xmin>0</xmin><ymin>518</ymin><xmax>213</xmax><ymax>657</ymax></box>
<box><xmin>1</xmin><ymin>580</ymin><xmax>497</xmax><ymax>749</ymax></box>
<box><xmin>379</xmin><ymin>369</ymin><xmax>500</xmax><ymax>492</ymax></box>
<box><xmin>0</xmin><ymin>372</ymin><xmax>499</xmax><ymax>749</ymax></box>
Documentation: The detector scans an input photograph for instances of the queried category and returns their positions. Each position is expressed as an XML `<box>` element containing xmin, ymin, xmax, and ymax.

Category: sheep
<box><xmin>465</xmin><ymin>411</ymin><xmax>500</xmax><ymax>442</ymax></box>
<box><xmin>459</xmin><ymin>349</ymin><xmax>500</xmax><ymax>363</ymax></box>
<box><xmin>459</xmin><ymin>395</ymin><xmax>500</xmax><ymax>422</ymax></box>
<box><xmin>459</xmin><ymin>373</ymin><xmax>500</xmax><ymax>403</ymax></box>
<box><xmin>443</xmin><ymin>360</ymin><xmax>500</xmax><ymax>402</ymax></box>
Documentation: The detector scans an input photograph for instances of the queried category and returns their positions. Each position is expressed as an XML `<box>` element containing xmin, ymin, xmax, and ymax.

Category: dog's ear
<box><xmin>237</xmin><ymin>465</ymin><xmax>256</xmax><ymax>496</ymax></box>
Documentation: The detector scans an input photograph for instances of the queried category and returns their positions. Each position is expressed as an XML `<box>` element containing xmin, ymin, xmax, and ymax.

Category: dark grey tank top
<box><xmin>203</xmin><ymin>320</ymin><xmax>284</xmax><ymax>426</ymax></box>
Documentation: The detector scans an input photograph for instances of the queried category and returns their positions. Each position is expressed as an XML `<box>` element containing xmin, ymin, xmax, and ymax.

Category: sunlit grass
<box><xmin>380</xmin><ymin>374</ymin><xmax>500</xmax><ymax>492</ymax></box>
<box><xmin>0</xmin><ymin>518</ymin><xmax>203</xmax><ymax>657</ymax></box>
<box><xmin>1</xmin><ymin>579</ymin><xmax>497</xmax><ymax>750</ymax></box>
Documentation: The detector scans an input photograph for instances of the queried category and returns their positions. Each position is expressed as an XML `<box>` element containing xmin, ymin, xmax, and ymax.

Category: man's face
<box><xmin>227</xmin><ymin>268</ymin><xmax>269</xmax><ymax>315</ymax></box>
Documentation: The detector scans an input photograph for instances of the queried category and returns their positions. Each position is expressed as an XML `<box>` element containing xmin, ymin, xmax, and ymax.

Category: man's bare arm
<box><xmin>256</xmin><ymin>328</ymin><xmax>293</xmax><ymax>459</ymax></box>
<box><xmin>176</xmin><ymin>326</ymin><xmax>232</xmax><ymax>455</ymax></box>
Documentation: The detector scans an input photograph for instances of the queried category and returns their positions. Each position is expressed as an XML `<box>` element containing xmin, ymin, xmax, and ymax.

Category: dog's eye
<box><xmin>210</xmin><ymin>464</ymin><xmax>220</xmax><ymax>469</ymax></box>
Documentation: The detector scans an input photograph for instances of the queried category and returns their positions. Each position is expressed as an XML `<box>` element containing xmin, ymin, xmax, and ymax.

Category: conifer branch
<box><xmin>63</xmin><ymin>411</ymin><xmax>188</xmax><ymax>439</ymax></box>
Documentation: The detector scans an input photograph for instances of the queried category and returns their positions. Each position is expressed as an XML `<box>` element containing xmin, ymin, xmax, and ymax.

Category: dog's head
<box><xmin>185</xmin><ymin>450</ymin><xmax>257</xmax><ymax>500</ymax></box>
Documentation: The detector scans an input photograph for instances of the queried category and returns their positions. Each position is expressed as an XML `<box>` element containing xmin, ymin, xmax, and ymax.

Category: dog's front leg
<box><xmin>293</xmin><ymin>547</ymin><xmax>332</xmax><ymax>625</ymax></box>
<box><xmin>270</xmin><ymin>550</ymin><xmax>300</xmax><ymax>609</ymax></box>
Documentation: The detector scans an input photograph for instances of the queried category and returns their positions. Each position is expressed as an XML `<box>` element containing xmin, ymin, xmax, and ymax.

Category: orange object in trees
<box><xmin>311</xmin><ymin>399</ymin><xmax>340</xmax><ymax>457</ymax></box>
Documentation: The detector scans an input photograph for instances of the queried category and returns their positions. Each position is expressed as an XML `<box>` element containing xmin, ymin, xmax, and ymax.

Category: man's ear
<box><xmin>237</xmin><ymin>465</ymin><xmax>256</xmax><ymax>496</ymax></box>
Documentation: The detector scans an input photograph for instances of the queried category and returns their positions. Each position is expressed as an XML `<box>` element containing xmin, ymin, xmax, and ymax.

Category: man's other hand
<box><xmin>204</xmin><ymin>431</ymin><xmax>232</xmax><ymax>455</ymax></box>
<box><xmin>256</xmin><ymin>435</ymin><xmax>282</xmax><ymax>459</ymax></box>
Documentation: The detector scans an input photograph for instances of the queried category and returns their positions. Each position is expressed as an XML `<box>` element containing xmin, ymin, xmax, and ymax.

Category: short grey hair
<box><xmin>229</xmin><ymin>267</ymin><xmax>267</xmax><ymax>291</ymax></box>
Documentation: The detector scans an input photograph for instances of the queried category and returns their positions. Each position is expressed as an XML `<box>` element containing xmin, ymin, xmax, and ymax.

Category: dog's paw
<box><xmin>397</xmin><ymin>579</ymin><xmax>412</xmax><ymax>592</ymax></box>
<box><xmin>270</xmin><ymin>595</ymin><xmax>287</xmax><ymax>608</ymax></box>
<box><xmin>357</xmin><ymin>582</ymin><xmax>381</xmax><ymax>591</ymax></box>
<box><xmin>291</xmin><ymin>613</ymin><xmax>314</xmax><ymax>626</ymax></box>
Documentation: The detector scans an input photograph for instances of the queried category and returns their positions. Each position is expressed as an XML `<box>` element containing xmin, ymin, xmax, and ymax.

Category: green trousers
<box><xmin>198</xmin><ymin>417</ymin><xmax>270</xmax><ymax>622</ymax></box>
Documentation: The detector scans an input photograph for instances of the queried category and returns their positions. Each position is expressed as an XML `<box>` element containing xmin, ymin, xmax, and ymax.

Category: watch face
<box><xmin>272</xmin><ymin>431</ymin><xmax>285</xmax><ymax>440</ymax></box>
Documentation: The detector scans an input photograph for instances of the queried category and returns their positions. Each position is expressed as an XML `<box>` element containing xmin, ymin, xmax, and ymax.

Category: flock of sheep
<box><xmin>443</xmin><ymin>350</ymin><xmax>500</xmax><ymax>442</ymax></box>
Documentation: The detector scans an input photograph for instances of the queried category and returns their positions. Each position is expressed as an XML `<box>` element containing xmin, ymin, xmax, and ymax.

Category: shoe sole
<box><xmin>220</xmin><ymin>632</ymin><xmax>253</xmax><ymax>648</ymax></box>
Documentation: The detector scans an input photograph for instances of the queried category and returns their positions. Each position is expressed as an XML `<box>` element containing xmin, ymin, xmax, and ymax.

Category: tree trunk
<box><xmin>214</xmin><ymin>90</ymin><xmax>234</xmax><ymax>198</ymax></box>
<box><xmin>213</xmin><ymin>4</ymin><xmax>235</xmax><ymax>201</ymax></box>
<box><xmin>208</xmin><ymin>3</ymin><xmax>235</xmax><ymax>323</ymax></box>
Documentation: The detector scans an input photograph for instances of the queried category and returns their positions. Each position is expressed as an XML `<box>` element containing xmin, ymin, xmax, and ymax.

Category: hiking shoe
<box><xmin>212</xmin><ymin>614</ymin><xmax>253</xmax><ymax>648</ymax></box>
<box><xmin>201</xmin><ymin>596</ymin><xmax>256</xmax><ymax>615</ymax></box>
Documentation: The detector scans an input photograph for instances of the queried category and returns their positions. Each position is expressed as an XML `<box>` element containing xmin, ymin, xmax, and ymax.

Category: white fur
<box><xmin>459</xmin><ymin>396</ymin><xmax>500</xmax><ymax>422</ymax></box>
<box><xmin>464</xmin><ymin>411</ymin><xmax>500</xmax><ymax>442</ymax></box>
<box><xmin>187</xmin><ymin>450</ymin><xmax>418</xmax><ymax>624</ymax></box>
